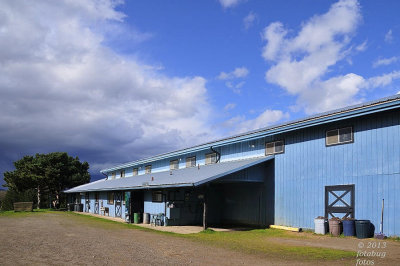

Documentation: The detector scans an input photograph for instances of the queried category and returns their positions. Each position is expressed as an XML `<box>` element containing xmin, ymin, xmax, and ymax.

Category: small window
<box><xmin>170</xmin><ymin>159</ymin><xmax>179</xmax><ymax>170</ymax></box>
<box><xmin>145</xmin><ymin>165</ymin><xmax>152</xmax><ymax>174</ymax></box>
<box><xmin>168</xmin><ymin>190</ymin><xmax>183</xmax><ymax>201</ymax></box>
<box><xmin>186</xmin><ymin>156</ymin><xmax>196</xmax><ymax>168</ymax></box>
<box><xmin>326</xmin><ymin>127</ymin><xmax>353</xmax><ymax>146</ymax></box>
<box><xmin>111</xmin><ymin>172</ymin><xmax>116</xmax><ymax>180</ymax></box>
<box><xmin>132</xmin><ymin>168</ymin><xmax>138</xmax><ymax>176</ymax></box>
<box><xmin>107</xmin><ymin>192</ymin><xmax>114</xmax><ymax>205</ymax></box>
<box><xmin>120</xmin><ymin>170</ymin><xmax>125</xmax><ymax>178</ymax></box>
<box><xmin>152</xmin><ymin>191</ymin><xmax>163</xmax><ymax>202</ymax></box>
<box><xmin>205</xmin><ymin>153</ymin><xmax>217</xmax><ymax>165</ymax></box>
<box><xmin>265</xmin><ymin>140</ymin><xmax>285</xmax><ymax>155</ymax></box>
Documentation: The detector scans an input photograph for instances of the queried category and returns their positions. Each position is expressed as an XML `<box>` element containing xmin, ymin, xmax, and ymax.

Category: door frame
<box><xmin>325</xmin><ymin>184</ymin><xmax>355</xmax><ymax>218</ymax></box>
<box><xmin>115</xmin><ymin>191</ymin><xmax>123</xmax><ymax>218</ymax></box>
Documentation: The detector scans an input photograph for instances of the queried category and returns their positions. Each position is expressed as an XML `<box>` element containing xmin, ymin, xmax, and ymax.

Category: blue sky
<box><xmin>0</xmin><ymin>0</ymin><xmax>399</xmax><ymax>185</ymax></box>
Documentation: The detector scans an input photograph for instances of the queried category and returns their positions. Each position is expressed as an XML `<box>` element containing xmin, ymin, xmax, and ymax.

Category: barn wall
<box><xmin>274</xmin><ymin>109</ymin><xmax>400</xmax><ymax>236</ymax></box>
<box><xmin>144</xmin><ymin>190</ymin><xmax>165</xmax><ymax>215</ymax></box>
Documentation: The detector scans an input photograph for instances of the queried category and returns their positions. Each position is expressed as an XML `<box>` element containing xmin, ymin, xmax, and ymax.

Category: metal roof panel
<box><xmin>64</xmin><ymin>156</ymin><xmax>273</xmax><ymax>193</ymax></box>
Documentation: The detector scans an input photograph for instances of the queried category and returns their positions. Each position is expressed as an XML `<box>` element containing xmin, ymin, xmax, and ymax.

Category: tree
<box><xmin>3</xmin><ymin>152</ymin><xmax>90</xmax><ymax>209</ymax></box>
<box><xmin>3</xmin><ymin>155</ymin><xmax>45</xmax><ymax>208</ymax></box>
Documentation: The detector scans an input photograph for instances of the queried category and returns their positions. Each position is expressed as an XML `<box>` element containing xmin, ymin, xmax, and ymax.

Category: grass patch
<box><xmin>387</xmin><ymin>236</ymin><xmax>400</xmax><ymax>242</ymax></box>
<box><xmin>183</xmin><ymin>229</ymin><xmax>354</xmax><ymax>261</ymax></box>
<box><xmin>0</xmin><ymin>208</ymin><xmax>52</xmax><ymax>217</ymax></box>
<box><xmin>200</xmin><ymin>228</ymin><xmax>215</xmax><ymax>234</ymax></box>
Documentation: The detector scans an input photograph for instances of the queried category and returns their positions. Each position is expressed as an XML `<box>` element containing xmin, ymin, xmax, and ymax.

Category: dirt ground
<box><xmin>0</xmin><ymin>212</ymin><xmax>399</xmax><ymax>266</ymax></box>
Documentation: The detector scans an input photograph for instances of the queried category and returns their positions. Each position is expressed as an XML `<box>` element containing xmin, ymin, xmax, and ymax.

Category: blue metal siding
<box><xmin>144</xmin><ymin>191</ymin><xmax>165</xmax><ymax>215</ymax></box>
<box><xmin>274</xmin><ymin>110</ymin><xmax>400</xmax><ymax>236</ymax></box>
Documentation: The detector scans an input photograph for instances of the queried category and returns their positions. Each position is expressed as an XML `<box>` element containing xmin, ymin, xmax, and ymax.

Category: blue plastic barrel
<box><xmin>343</xmin><ymin>220</ymin><xmax>355</xmax><ymax>236</ymax></box>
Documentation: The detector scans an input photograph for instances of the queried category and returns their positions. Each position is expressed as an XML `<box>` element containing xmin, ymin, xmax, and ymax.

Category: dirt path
<box><xmin>0</xmin><ymin>212</ymin><xmax>302</xmax><ymax>265</ymax></box>
<box><xmin>0</xmin><ymin>212</ymin><xmax>398</xmax><ymax>265</ymax></box>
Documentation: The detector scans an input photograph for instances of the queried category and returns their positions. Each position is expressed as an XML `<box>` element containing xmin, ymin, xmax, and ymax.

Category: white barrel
<box><xmin>143</xmin><ymin>213</ymin><xmax>150</xmax><ymax>224</ymax></box>
<box><xmin>314</xmin><ymin>218</ymin><xmax>328</xmax><ymax>234</ymax></box>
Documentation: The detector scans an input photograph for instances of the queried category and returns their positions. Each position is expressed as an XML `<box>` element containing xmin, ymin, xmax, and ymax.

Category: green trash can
<box><xmin>134</xmin><ymin>213</ymin><xmax>141</xmax><ymax>224</ymax></box>
<box><xmin>355</xmin><ymin>220</ymin><xmax>371</xmax><ymax>239</ymax></box>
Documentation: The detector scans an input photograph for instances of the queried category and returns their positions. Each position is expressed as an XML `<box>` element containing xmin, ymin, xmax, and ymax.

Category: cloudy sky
<box><xmin>1</xmin><ymin>0</ymin><xmax>399</xmax><ymax>185</ymax></box>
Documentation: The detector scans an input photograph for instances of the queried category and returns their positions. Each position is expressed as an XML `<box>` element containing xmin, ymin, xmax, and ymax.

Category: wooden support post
<box><xmin>203</xmin><ymin>193</ymin><xmax>207</xmax><ymax>230</ymax></box>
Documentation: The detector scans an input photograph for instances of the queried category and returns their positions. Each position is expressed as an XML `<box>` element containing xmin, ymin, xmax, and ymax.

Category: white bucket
<box><xmin>314</xmin><ymin>218</ymin><xmax>328</xmax><ymax>234</ymax></box>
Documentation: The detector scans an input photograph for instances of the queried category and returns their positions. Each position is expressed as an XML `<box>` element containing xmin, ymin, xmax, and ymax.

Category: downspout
<box><xmin>210</xmin><ymin>146</ymin><xmax>221</xmax><ymax>163</ymax></box>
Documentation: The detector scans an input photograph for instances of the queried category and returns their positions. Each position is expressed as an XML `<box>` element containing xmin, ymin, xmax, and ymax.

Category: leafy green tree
<box><xmin>3</xmin><ymin>152</ymin><xmax>90</xmax><ymax>209</ymax></box>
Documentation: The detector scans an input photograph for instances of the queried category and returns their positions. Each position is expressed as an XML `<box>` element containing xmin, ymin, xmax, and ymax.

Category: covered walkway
<box><xmin>75</xmin><ymin>211</ymin><xmax>249</xmax><ymax>234</ymax></box>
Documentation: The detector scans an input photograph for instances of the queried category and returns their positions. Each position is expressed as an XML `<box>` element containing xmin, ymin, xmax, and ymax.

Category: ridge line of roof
<box><xmin>101</xmin><ymin>94</ymin><xmax>400</xmax><ymax>173</ymax></box>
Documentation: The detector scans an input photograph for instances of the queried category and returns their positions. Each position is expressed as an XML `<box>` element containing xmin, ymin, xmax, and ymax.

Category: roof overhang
<box><xmin>64</xmin><ymin>156</ymin><xmax>274</xmax><ymax>193</ymax></box>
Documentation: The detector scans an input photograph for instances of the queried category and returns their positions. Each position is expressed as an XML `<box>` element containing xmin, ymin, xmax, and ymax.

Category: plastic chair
<box><xmin>155</xmin><ymin>213</ymin><xmax>164</xmax><ymax>226</ymax></box>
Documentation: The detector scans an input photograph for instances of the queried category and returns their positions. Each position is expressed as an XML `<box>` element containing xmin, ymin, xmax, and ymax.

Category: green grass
<box><xmin>183</xmin><ymin>228</ymin><xmax>354</xmax><ymax>261</ymax></box>
<box><xmin>0</xmin><ymin>210</ymin><xmax>356</xmax><ymax>261</ymax></box>
<box><xmin>0</xmin><ymin>208</ymin><xmax>51</xmax><ymax>217</ymax></box>
<box><xmin>387</xmin><ymin>236</ymin><xmax>400</xmax><ymax>242</ymax></box>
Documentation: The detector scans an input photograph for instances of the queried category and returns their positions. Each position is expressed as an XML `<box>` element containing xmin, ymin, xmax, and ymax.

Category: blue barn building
<box><xmin>65</xmin><ymin>95</ymin><xmax>400</xmax><ymax>236</ymax></box>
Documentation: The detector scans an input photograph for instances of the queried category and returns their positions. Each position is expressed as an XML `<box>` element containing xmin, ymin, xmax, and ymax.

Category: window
<box><xmin>145</xmin><ymin>165</ymin><xmax>152</xmax><ymax>174</ymax></box>
<box><xmin>326</xmin><ymin>127</ymin><xmax>353</xmax><ymax>146</ymax></box>
<box><xmin>120</xmin><ymin>170</ymin><xmax>125</xmax><ymax>178</ymax></box>
<box><xmin>168</xmin><ymin>190</ymin><xmax>183</xmax><ymax>201</ymax></box>
<box><xmin>152</xmin><ymin>191</ymin><xmax>163</xmax><ymax>202</ymax></box>
<box><xmin>186</xmin><ymin>156</ymin><xmax>196</xmax><ymax>168</ymax></box>
<box><xmin>265</xmin><ymin>140</ymin><xmax>285</xmax><ymax>155</ymax></box>
<box><xmin>111</xmin><ymin>172</ymin><xmax>116</xmax><ymax>180</ymax></box>
<box><xmin>107</xmin><ymin>192</ymin><xmax>114</xmax><ymax>205</ymax></box>
<box><xmin>132</xmin><ymin>168</ymin><xmax>138</xmax><ymax>176</ymax></box>
<box><xmin>170</xmin><ymin>159</ymin><xmax>179</xmax><ymax>170</ymax></box>
<box><xmin>205</xmin><ymin>153</ymin><xmax>217</xmax><ymax>165</ymax></box>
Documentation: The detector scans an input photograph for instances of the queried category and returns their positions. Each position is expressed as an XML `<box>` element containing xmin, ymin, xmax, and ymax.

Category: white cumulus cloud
<box><xmin>385</xmin><ymin>29</ymin><xmax>393</xmax><ymax>43</ymax></box>
<box><xmin>218</xmin><ymin>0</ymin><xmax>245</xmax><ymax>9</ymax></box>
<box><xmin>262</xmin><ymin>0</ymin><xmax>367</xmax><ymax>114</ymax></box>
<box><xmin>218</xmin><ymin>67</ymin><xmax>249</xmax><ymax>80</ymax></box>
<box><xmin>0</xmin><ymin>0</ymin><xmax>215</xmax><ymax>177</ymax></box>
<box><xmin>373</xmin><ymin>57</ymin><xmax>399</xmax><ymax>68</ymax></box>
<box><xmin>218</xmin><ymin>67</ymin><xmax>249</xmax><ymax>94</ymax></box>
<box><xmin>366</xmin><ymin>71</ymin><xmax>400</xmax><ymax>88</ymax></box>
<box><xmin>243</xmin><ymin>11</ymin><xmax>257</xmax><ymax>30</ymax></box>
<box><xmin>224</xmin><ymin>109</ymin><xmax>289</xmax><ymax>134</ymax></box>
<box><xmin>223</xmin><ymin>103</ymin><xmax>236</xmax><ymax>111</ymax></box>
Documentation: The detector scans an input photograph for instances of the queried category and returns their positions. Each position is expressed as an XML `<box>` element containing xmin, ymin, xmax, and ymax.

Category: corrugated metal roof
<box><xmin>65</xmin><ymin>156</ymin><xmax>273</xmax><ymax>193</ymax></box>
<box><xmin>102</xmin><ymin>94</ymin><xmax>400</xmax><ymax>173</ymax></box>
